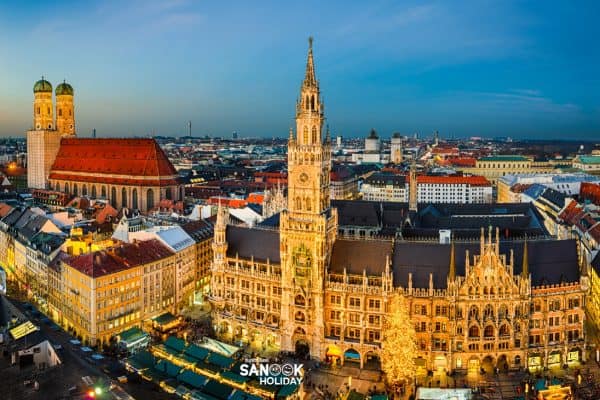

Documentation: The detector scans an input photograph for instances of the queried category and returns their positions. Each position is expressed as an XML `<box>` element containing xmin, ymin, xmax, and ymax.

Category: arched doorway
<box><xmin>364</xmin><ymin>351</ymin><xmax>381</xmax><ymax>370</ymax></box>
<box><xmin>295</xmin><ymin>339</ymin><xmax>310</xmax><ymax>360</ymax></box>
<box><xmin>497</xmin><ymin>354</ymin><xmax>508</xmax><ymax>372</ymax></box>
<box><xmin>467</xmin><ymin>357</ymin><xmax>480</xmax><ymax>375</ymax></box>
<box><xmin>481</xmin><ymin>355</ymin><xmax>495</xmax><ymax>374</ymax></box>
<box><xmin>343</xmin><ymin>348</ymin><xmax>360</xmax><ymax>365</ymax></box>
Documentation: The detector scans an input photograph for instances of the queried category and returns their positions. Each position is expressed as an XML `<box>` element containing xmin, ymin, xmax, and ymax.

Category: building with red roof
<box><xmin>48</xmin><ymin>138</ymin><xmax>182</xmax><ymax>212</ymax></box>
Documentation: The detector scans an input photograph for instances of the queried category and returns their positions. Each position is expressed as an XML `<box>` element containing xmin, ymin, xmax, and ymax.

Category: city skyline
<box><xmin>1</xmin><ymin>0</ymin><xmax>599</xmax><ymax>139</ymax></box>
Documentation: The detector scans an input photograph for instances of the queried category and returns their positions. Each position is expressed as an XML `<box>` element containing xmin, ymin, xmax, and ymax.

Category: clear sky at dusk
<box><xmin>1</xmin><ymin>0</ymin><xmax>599</xmax><ymax>139</ymax></box>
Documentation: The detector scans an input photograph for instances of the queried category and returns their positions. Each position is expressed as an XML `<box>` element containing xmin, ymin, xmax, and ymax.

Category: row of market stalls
<box><xmin>125</xmin><ymin>335</ymin><xmax>302</xmax><ymax>400</ymax></box>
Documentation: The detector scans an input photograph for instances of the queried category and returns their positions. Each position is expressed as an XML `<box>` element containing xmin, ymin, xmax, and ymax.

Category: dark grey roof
<box><xmin>392</xmin><ymin>239</ymin><xmax>579</xmax><ymax>289</ymax></box>
<box><xmin>181</xmin><ymin>220</ymin><xmax>214</xmax><ymax>242</ymax></box>
<box><xmin>329</xmin><ymin>239</ymin><xmax>393</xmax><ymax>275</ymax></box>
<box><xmin>258</xmin><ymin>213</ymin><xmax>280</xmax><ymax>228</ymax></box>
<box><xmin>226</xmin><ymin>226</ymin><xmax>280</xmax><ymax>263</ymax></box>
<box><xmin>332</xmin><ymin>200</ymin><xmax>381</xmax><ymax>227</ymax></box>
<box><xmin>364</xmin><ymin>173</ymin><xmax>406</xmax><ymax>186</ymax></box>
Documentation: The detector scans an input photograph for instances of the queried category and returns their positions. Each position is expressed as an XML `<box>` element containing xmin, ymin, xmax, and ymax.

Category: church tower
<box><xmin>55</xmin><ymin>81</ymin><xmax>76</xmax><ymax>136</ymax></box>
<box><xmin>33</xmin><ymin>77</ymin><xmax>54</xmax><ymax>130</ymax></box>
<box><xmin>28</xmin><ymin>78</ymin><xmax>62</xmax><ymax>189</ymax></box>
<box><xmin>279</xmin><ymin>38</ymin><xmax>338</xmax><ymax>357</ymax></box>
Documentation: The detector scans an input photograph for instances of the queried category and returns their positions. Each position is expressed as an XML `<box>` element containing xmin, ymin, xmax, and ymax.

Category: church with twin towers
<box><xmin>209</xmin><ymin>38</ymin><xmax>589</xmax><ymax>375</ymax></box>
<box><xmin>26</xmin><ymin>78</ymin><xmax>183</xmax><ymax>212</ymax></box>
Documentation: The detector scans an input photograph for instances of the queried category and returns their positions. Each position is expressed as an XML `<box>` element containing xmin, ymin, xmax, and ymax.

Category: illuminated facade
<box><xmin>209</xmin><ymin>39</ymin><xmax>590</xmax><ymax>374</ymax></box>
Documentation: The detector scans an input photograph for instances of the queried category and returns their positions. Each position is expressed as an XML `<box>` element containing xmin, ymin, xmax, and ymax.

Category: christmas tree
<box><xmin>381</xmin><ymin>294</ymin><xmax>417</xmax><ymax>386</ymax></box>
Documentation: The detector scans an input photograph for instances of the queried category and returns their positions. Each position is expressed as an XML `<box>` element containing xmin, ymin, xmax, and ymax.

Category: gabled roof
<box><xmin>49</xmin><ymin>138</ymin><xmax>178</xmax><ymax>186</ymax></box>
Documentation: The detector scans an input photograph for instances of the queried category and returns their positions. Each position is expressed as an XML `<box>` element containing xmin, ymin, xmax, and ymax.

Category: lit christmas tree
<box><xmin>381</xmin><ymin>294</ymin><xmax>417</xmax><ymax>387</ymax></box>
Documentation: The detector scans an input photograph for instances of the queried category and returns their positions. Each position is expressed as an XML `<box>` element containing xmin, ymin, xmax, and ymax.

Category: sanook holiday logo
<box><xmin>239</xmin><ymin>358</ymin><xmax>303</xmax><ymax>385</ymax></box>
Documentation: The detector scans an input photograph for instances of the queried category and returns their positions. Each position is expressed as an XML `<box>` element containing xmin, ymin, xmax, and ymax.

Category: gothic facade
<box><xmin>209</xmin><ymin>39</ymin><xmax>589</xmax><ymax>375</ymax></box>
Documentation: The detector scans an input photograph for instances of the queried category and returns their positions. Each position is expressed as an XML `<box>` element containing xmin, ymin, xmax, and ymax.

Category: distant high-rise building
<box><xmin>336</xmin><ymin>135</ymin><xmax>342</xmax><ymax>149</ymax></box>
<box><xmin>232</xmin><ymin>131</ymin><xmax>238</xmax><ymax>139</ymax></box>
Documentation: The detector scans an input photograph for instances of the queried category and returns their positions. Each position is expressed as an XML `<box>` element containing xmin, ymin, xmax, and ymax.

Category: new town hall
<box><xmin>210</xmin><ymin>40</ymin><xmax>589</xmax><ymax>376</ymax></box>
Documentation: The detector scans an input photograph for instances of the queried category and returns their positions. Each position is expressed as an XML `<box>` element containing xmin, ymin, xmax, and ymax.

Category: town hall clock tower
<box><xmin>280</xmin><ymin>38</ymin><xmax>338</xmax><ymax>357</ymax></box>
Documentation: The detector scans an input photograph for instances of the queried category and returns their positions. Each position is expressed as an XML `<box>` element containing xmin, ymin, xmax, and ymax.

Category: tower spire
<box><xmin>303</xmin><ymin>36</ymin><xmax>317</xmax><ymax>87</ymax></box>
<box><xmin>448</xmin><ymin>239</ymin><xmax>456</xmax><ymax>280</ymax></box>
<box><xmin>522</xmin><ymin>238</ymin><xmax>529</xmax><ymax>278</ymax></box>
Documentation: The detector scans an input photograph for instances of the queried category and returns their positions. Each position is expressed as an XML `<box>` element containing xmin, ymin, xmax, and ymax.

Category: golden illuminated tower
<box><xmin>33</xmin><ymin>77</ymin><xmax>54</xmax><ymax>130</ymax></box>
<box><xmin>55</xmin><ymin>81</ymin><xmax>76</xmax><ymax>136</ymax></box>
<box><xmin>279</xmin><ymin>37</ymin><xmax>338</xmax><ymax>357</ymax></box>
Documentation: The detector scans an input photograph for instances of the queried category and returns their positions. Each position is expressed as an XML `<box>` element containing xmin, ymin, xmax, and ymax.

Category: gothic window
<box><xmin>484</xmin><ymin>325</ymin><xmax>494</xmax><ymax>338</ymax></box>
<box><xmin>469</xmin><ymin>306</ymin><xmax>479</xmax><ymax>320</ymax></box>
<box><xmin>305</xmin><ymin>197</ymin><xmax>311</xmax><ymax>212</ymax></box>
<box><xmin>498</xmin><ymin>305</ymin><xmax>509</xmax><ymax>319</ymax></box>
<box><xmin>499</xmin><ymin>324</ymin><xmax>510</xmax><ymax>336</ymax></box>
<box><xmin>122</xmin><ymin>188</ymin><xmax>127</xmax><ymax>207</ymax></box>
<box><xmin>468</xmin><ymin>325</ymin><xmax>479</xmax><ymax>338</ymax></box>
<box><xmin>147</xmin><ymin>189</ymin><xmax>154</xmax><ymax>209</ymax></box>
<box><xmin>58</xmin><ymin>109</ymin><xmax>62</xmax><ymax>117</ymax></box>
<box><xmin>132</xmin><ymin>189</ymin><xmax>138</xmax><ymax>209</ymax></box>
<box><xmin>295</xmin><ymin>311</ymin><xmax>306</xmax><ymax>322</ymax></box>
<box><xmin>311</xmin><ymin>95</ymin><xmax>315</xmax><ymax>110</ymax></box>
<box><xmin>484</xmin><ymin>304</ymin><xmax>494</xmax><ymax>320</ymax></box>
<box><xmin>303</xmin><ymin>126</ymin><xmax>309</xmax><ymax>143</ymax></box>
<box><xmin>295</xmin><ymin>294</ymin><xmax>306</xmax><ymax>307</ymax></box>
<box><xmin>37</xmin><ymin>107</ymin><xmax>40</xmax><ymax>115</ymax></box>
<box><xmin>311</xmin><ymin>126</ymin><xmax>317</xmax><ymax>143</ymax></box>
<box><xmin>47</xmin><ymin>107</ymin><xmax>50</xmax><ymax>114</ymax></box>
<box><xmin>305</xmin><ymin>95</ymin><xmax>309</xmax><ymax>110</ymax></box>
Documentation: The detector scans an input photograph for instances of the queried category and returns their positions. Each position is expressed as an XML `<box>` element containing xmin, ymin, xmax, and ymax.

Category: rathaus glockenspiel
<box><xmin>209</xmin><ymin>39</ymin><xmax>589</xmax><ymax>376</ymax></box>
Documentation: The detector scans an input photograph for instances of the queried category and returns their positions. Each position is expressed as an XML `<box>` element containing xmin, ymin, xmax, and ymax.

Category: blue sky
<box><xmin>1</xmin><ymin>0</ymin><xmax>599</xmax><ymax>139</ymax></box>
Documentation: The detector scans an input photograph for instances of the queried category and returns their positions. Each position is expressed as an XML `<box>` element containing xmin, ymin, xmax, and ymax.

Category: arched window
<box><xmin>73</xmin><ymin>184</ymin><xmax>78</xmax><ymax>196</ymax></box>
<box><xmin>303</xmin><ymin>126</ymin><xmax>308</xmax><ymax>143</ymax></box>
<box><xmin>305</xmin><ymin>197</ymin><xmax>311</xmax><ymax>212</ymax></box>
<box><xmin>484</xmin><ymin>304</ymin><xmax>494</xmax><ymax>320</ymax></box>
<box><xmin>468</xmin><ymin>325</ymin><xmax>479</xmax><ymax>338</ymax></box>
<box><xmin>484</xmin><ymin>325</ymin><xmax>494</xmax><ymax>337</ymax></box>
<box><xmin>305</xmin><ymin>95</ymin><xmax>309</xmax><ymax>110</ymax></box>
<box><xmin>122</xmin><ymin>188</ymin><xmax>127</xmax><ymax>207</ymax></box>
<box><xmin>311</xmin><ymin>95</ymin><xmax>315</xmax><ymax>110</ymax></box>
<box><xmin>82</xmin><ymin>184</ymin><xmax>87</xmax><ymax>196</ymax></box>
<box><xmin>499</xmin><ymin>324</ymin><xmax>509</xmax><ymax>336</ymax></box>
<box><xmin>295</xmin><ymin>197</ymin><xmax>301</xmax><ymax>210</ymax></box>
<box><xmin>111</xmin><ymin>187</ymin><xmax>117</xmax><ymax>207</ymax></box>
<box><xmin>101</xmin><ymin>186</ymin><xmax>107</xmax><ymax>198</ymax></box>
<box><xmin>58</xmin><ymin>109</ymin><xmax>62</xmax><ymax>117</ymax></box>
<box><xmin>146</xmin><ymin>189</ymin><xmax>154</xmax><ymax>210</ymax></box>
<box><xmin>64</xmin><ymin>183</ymin><xmax>69</xmax><ymax>194</ymax></box>
<box><xmin>311</xmin><ymin>126</ymin><xmax>317</xmax><ymax>143</ymax></box>
<box><xmin>37</xmin><ymin>107</ymin><xmax>40</xmax><ymax>115</ymax></box>
<box><xmin>91</xmin><ymin>186</ymin><xmax>97</xmax><ymax>198</ymax></box>
<box><xmin>295</xmin><ymin>311</ymin><xmax>305</xmax><ymax>322</ymax></box>
<box><xmin>132</xmin><ymin>189</ymin><xmax>138</xmax><ymax>210</ymax></box>
<box><xmin>55</xmin><ymin>182</ymin><xmax>60</xmax><ymax>192</ymax></box>
<box><xmin>295</xmin><ymin>295</ymin><xmax>306</xmax><ymax>306</ymax></box>
<box><xmin>166</xmin><ymin>187</ymin><xmax>172</xmax><ymax>200</ymax></box>
<box><xmin>498</xmin><ymin>305</ymin><xmax>509</xmax><ymax>319</ymax></box>
<box><xmin>469</xmin><ymin>306</ymin><xmax>479</xmax><ymax>320</ymax></box>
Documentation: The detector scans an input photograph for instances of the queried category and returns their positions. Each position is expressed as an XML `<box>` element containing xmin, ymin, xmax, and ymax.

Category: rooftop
<box><xmin>479</xmin><ymin>155</ymin><xmax>529</xmax><ymax>162</ymax></box>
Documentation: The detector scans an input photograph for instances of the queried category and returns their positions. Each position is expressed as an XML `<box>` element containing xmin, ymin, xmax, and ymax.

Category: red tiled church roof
<box><xmin>49</xmin><ymin>138</ymin><xmax>178</xmax><ymax>186</ymax></box>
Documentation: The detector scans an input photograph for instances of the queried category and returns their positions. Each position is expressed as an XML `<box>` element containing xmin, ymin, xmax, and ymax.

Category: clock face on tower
<box><xmin>298</xmin><ymin>172</ymin><xmax>309</xmax><ymax>185</ymax></box>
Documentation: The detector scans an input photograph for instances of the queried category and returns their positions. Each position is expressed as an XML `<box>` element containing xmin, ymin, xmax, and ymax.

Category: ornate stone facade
<box><xmin>209</xmin><ymin>39</ymin><xmax>589</xmax><ymax>376</ymax></box>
